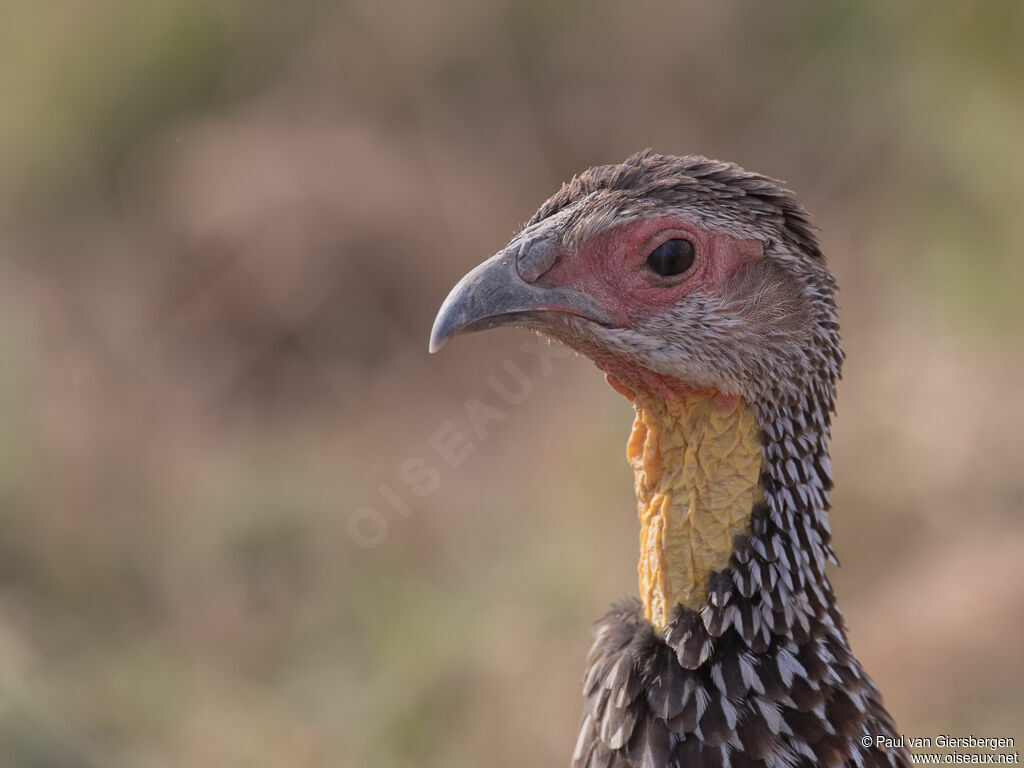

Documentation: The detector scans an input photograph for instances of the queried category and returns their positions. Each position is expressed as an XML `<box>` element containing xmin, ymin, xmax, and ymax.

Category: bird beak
<box><xmin>429</xmin><ymin>241</ymin><xmax>613</xmax><ymax>353</ymax></box>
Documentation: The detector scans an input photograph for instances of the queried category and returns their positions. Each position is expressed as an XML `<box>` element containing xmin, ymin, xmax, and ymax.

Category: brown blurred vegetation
<box><xmin>1</xmin><ymin>1</ymin><xmax>1022</xmax><ymax>766</ymax></box>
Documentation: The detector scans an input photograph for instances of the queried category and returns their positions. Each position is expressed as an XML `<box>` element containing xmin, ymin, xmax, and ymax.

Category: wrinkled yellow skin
<box><xmin>628</xmin><ymin>391</ymin><xmax>762</xmax><ymax>632</ymax></box>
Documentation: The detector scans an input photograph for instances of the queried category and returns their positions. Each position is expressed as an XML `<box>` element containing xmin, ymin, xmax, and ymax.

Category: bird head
<box><xmin>430</xmin><ymin>151</ymin><xmax>841</xmax><ymax>408</ymax></box>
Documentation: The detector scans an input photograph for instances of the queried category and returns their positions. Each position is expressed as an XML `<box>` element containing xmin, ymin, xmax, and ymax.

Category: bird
<box><xmin>429</xmin><ymin>151</ymin><xmax>910</xmax><ymax>768</ymax></box>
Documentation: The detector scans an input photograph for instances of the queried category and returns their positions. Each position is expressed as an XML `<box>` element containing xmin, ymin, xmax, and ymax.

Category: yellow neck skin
<box><xmin>627</xmin><ymin>390</ymin><xmax>762</xmax><ymax>632</ymax></box>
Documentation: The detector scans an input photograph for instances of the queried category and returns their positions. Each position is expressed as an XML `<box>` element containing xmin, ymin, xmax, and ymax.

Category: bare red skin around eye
<box><xmin>539</xmin><ymin>216</ymin><xmax>763</xmax><ymax>327</ymax></box>
<box><xmin>538</xmin><ymin>216</ymin><xmax>763</xmax><ymax>400</ymax></box>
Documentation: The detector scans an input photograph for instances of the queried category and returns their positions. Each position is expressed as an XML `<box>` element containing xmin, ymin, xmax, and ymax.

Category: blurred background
<box><xmin>1</xmin><ymin>1</ymin><xmax>1022</xmax><ymax>766</ymax></box>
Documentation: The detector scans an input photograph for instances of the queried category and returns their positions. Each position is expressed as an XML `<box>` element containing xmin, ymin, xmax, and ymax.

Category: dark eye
<box><xmin>646</xmin><ymin>238</ymin><xmax>695</xmax><ymax>277</ymax></box>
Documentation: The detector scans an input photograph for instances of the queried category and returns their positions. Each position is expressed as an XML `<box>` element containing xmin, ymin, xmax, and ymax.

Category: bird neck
<box><xmin>627</xmin><ymin>389</ymin><xmax>762</xmax><ymax>632</ymax></box>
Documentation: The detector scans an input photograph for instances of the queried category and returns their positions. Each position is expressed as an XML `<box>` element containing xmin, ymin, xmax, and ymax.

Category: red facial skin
<box><xmin>538</xmin><ymin>216</ymin><xmax>763</xmax><ymax>403</ymax></box>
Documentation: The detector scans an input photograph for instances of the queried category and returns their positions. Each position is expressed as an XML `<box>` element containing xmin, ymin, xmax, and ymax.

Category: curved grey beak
<box><xmin>429</xmin><ymin>243</ymin><xmax>612</xmax><ymax>353</ymax></box>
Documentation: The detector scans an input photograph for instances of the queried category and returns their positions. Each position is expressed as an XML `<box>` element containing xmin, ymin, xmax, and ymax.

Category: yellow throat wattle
<box><xmin>628</xmin><ymin>390</ymin><xmax>763</xmax><ymax>632</ymax></box>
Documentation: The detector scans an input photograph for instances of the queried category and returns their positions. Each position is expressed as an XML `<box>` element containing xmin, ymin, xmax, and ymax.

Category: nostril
<box><xmin>516</xmin><ymin>236</ymin><xmax>559</xmax><ymax>283</ymax></box>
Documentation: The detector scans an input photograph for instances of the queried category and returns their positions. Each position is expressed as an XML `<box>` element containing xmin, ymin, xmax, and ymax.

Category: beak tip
<box><xmin>428</xmin><ymin>314</ymin><xmax>455</xmax><ymax>354</ymax></box>
<box><xmin>430</xmin><ymin>271</ymin><xmax>481</xmax><ymax>354</ymax></box>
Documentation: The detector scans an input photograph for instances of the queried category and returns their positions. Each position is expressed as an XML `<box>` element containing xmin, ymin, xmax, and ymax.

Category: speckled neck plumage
<box><xmin>574</xmin><ymin>389</ymin><xmax>909</xmax><ymax>768</ymax></box>
<box><xmin>628</xmin><ymin>391</ymin><xmax>762</xmax><ymax>631</ymax></box>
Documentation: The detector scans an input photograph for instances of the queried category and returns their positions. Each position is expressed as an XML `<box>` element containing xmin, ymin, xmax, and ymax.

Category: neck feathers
<box><xmin>629</xmin><ymin>391</ymin><xmax>762</xmax><ymax>630</ymax></box>
<box><xmin>574</xmin><ymin>383</ymin><xmax>908</xmax><ymax>768</ymax></box>
<box><xmin>627</xmin><ymin>383</ymin><xmax>839</xmax><ymax>637</ymax></box>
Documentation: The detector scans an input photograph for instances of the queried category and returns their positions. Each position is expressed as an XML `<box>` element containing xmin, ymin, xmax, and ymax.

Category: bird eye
<box><xmin>646</xmin><ymin>238</ymin><xmax>695</xmax><ymax>277</ymax></box>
